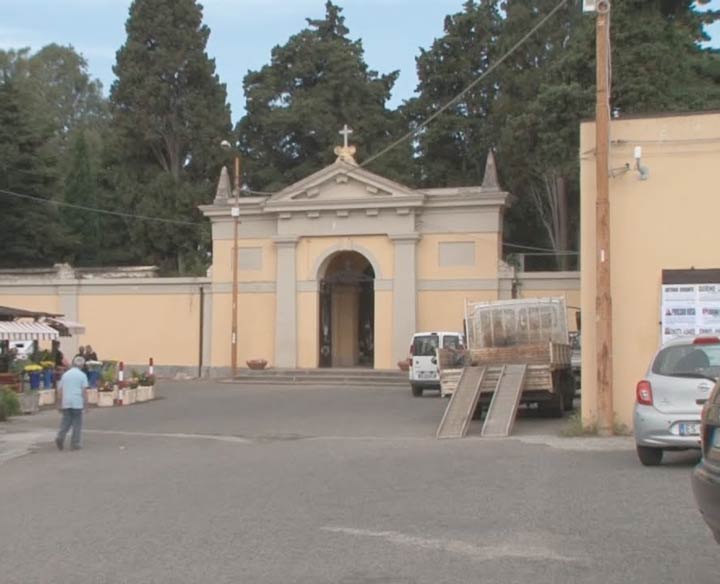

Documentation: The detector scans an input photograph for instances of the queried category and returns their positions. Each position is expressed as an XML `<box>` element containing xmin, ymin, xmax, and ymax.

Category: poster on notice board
<box><xmin>661</xmin><ymin>283</ymin><xmax>720</xmax><ymax>342</ymax></box>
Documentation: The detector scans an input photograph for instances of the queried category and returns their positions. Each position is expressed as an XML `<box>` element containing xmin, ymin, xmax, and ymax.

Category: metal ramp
<box><xmin>436</xmin><ymin>367</ymin><xmax>486</xmax><ymax>439</ymax></box>
<box><xmin>481</xmin><ymin>364</ymin><xmax>528</xmax><ymax>437</ymax></box>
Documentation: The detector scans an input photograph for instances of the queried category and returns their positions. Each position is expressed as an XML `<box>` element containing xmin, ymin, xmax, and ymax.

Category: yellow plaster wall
<box><xmin>211</xmin><ymin>292</ymin><xmax>276</xmax><ymax>367</ymax></box>
<box><xmin>0</xmin><ymin>294</ymin><xmax>59</xmax><ymax>314</ymax></box>
<box><xmin>417</xmin><ymin>290</ymin><xmax>498</xmax><ymax>335</ymax></box>
<box><xmin>78</xmin><ymin>293</ymin><xmax>200</xmax><ymax>366</ymax></box>
<box><xmin>212</xmin><ymin>239</ymin><xmax>277</xmax><ymax>283</ymax></box>
<box><xmin>296</xmin><ymin>235</ymin><xmax>395</xmax><ymax>281</ymax></box>
<box><xmin>581</xmin><ymin>113</ymin><xmax>720</xmax><ymax>428</ymax></box>
<box><xmin>416</xmin><ymin>234</ymin><xmax>499</xmax><ymax>280</ymax></box>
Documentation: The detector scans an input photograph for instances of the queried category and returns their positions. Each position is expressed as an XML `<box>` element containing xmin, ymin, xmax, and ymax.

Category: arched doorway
<box><xmin>318</xmin><ymin>251</ymin><xmax>374</xmax><ymax>368</ymax></box>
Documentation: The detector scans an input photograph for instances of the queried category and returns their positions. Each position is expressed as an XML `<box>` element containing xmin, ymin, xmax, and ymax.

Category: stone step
<box><xmin>224</xmin><ymin>368</ymin><xmax>409</xmax><ymax>387</ymax></box>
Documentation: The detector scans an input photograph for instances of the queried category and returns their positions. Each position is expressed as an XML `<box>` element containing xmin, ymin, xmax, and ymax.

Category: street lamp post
<box><xmin>221</xmin><ymin>141</ymin><xmax>241</xmax><ymax>376</ymax></box>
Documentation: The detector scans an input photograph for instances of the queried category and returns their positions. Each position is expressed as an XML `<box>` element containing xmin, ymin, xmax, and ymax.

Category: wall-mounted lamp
<box><xmin>610</xmin><ymin>146</ymin><xmax>650</xmax><ymax>180</ymax></box>
<box><xmin>634</xmin><ymin>146</ymin><xmax>650</xmax><ymax>181</ymax></box>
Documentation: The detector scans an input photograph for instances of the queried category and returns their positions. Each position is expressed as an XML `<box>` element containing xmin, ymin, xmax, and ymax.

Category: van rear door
<box><xmin>411</xmin><ymin>333</ymin><xmax>440</xmax><ymax>382</ymax></box>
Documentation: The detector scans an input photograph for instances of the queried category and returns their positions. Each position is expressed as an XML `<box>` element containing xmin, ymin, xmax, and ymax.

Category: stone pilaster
<box><xmin>390</xmin><ymin>234</ymin><xmax>419</xmax><ymax>362</ymax></box>
<box><xmin>274</xmin><ymin>237</ymin><xmax>299</xmax><ymax>367</ymax></box>
<box><xmin>58</xmin><ymin>284</ymin><xmax>79</xmax><ymax>356</ymax></box>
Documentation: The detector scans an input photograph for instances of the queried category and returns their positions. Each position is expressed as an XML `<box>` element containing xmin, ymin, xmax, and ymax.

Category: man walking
<box><xmin>56</xmin><ymin>356</ymin><xmax>89</xmax><ymax>451</ymax></box>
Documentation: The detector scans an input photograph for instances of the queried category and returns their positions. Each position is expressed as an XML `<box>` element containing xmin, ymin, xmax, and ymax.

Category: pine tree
<box><xmin>0</xmin><ymin>81</ymin><xmax>68</xmax><ymax>267</ymax></box>
<box><xmin>110</xmin><ymin>0</ymin><xmax>231</xmax><ymax>182</ymax></box>
<box><xmin>237</xmin><ymin>1</ymin><xmax>412</xmax><ymax>191</ymax></box>
<box><xmin>110</xmin><ymin>0</ymin><xmax>231</xmax><ymax>273</ymax></box>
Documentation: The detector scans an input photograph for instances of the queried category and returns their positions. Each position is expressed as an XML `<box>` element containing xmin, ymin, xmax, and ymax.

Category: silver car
<box><xmin>634</xmin><ymin>336</ymin><xmax>719</xmax><ymax>466</ymax></box>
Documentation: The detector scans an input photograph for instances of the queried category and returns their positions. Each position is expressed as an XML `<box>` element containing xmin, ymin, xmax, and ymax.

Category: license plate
<box><xmin>678</xmin><ymin>422</ymin><xmax>700</xmax><ymax>436</ymax></box>
<box><xmin>419</xmin><ymin>371</ymin><xmax>436</xmax><ymax>379</ymax></box>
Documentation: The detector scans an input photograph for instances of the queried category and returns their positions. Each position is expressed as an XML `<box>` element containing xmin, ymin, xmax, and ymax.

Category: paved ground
<box><xmin>0</xmin><ymin>381</ymin><xmax>716</xmax><ymax>584</ymax></box>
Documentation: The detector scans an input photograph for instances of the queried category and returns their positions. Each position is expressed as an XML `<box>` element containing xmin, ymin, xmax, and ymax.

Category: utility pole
<box><xmin>594</xmin><ymin>0</ymin><xmax>614</xmax><ymax>435</ymax></box>
<box><xmin>231</xmin><ymin>156</ymin><xmax>240</xmax><ymax>377</ymax></box>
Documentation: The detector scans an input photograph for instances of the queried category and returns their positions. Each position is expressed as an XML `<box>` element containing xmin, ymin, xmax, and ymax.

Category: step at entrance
<box><xmin>480</xmin><ymin>364</ymin><xmax>527</xmax><ymax>437</ymax></box>
<box><xmin>436</xmin><ymin>367</ymin><xmax>486</xmax><ymax>439</ymax></box>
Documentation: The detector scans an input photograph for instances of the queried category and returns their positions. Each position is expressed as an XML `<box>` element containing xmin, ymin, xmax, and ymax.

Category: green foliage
<box><xmin>109</xmin><ymin>0</ymin><xmax>230</xmax><ymax>273</ymax></box>
<box><xmin>0</xmin><ymin>387</ymin><xmax>21</xmax><ymax>421</ymax></box>
<box><xmin>237</xmin><ymin>1</ymin><xmax>413</xmax><ymax>191</ymax></box>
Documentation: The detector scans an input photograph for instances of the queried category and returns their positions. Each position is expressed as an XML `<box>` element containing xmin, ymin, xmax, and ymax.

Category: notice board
<box><xmin>661</xmin><ymin>269</ymin><xmax>720</xmax><ymax>343</ymax></box>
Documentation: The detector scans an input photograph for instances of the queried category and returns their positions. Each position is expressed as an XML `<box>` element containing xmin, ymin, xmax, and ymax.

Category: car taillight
<box><xmin>636</xmin><ymin>380</ymin><xmax>653</xmax><ymax>405</ymax></box>
<box><xmin>694</xmin><ymin>336</ymin><xmax>720</xmax><ymax>345</ymax></box>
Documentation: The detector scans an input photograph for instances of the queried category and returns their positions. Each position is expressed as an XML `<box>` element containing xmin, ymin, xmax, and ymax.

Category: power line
<box><xmin>0</xmin><ymin>188</ymin><xmax>202</xmax><ymax>227</ymax></box>
<box><xmin>504</xmin><ymin>242</ymin><xmax>579</xmax><ymax>254</ymax></box>
<box><xmin>357</xmin><ymin>0</ymin><xmax>570</xmax><ymax>170</ymax></box>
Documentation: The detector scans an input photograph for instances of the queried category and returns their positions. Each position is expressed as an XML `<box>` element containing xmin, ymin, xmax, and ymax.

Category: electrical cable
<box><xmin>357</xmin><ymin>0</ymin><xmax>570</xmax><ymax>170</ymax></box>
<box><xmin>0</xmin><ymin>188</ymin><xmax>202</xmax><ymax>227</ymax></box>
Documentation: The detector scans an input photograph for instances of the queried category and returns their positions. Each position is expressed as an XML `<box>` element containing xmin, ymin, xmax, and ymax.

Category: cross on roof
<box><xmin>339</xmin><ymin>124</ymin><xmax>353</xmax><ymax>148</ymax></box>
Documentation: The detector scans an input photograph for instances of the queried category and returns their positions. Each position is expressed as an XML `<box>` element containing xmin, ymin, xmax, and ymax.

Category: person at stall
<box><xmin>85</xmin><ymin>345</ymin><xmax>98</xmax><ymax>362</ymax></box>
<box><xmin>52</xmin><ymin>340</ymin><xmax>64</xmax><ymax>368</ymax></box>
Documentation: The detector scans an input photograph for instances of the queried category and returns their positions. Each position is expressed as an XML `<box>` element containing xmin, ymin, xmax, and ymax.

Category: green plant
<box><xmin>560</xmin><ymin>411</ymin><xmax>597</xmax><ymax>437</ymax></box>
<box><xmin>101</xmin><ymin>362</ymin><xmax>118</xmax><ymax>385</ymax></box>
<box><xmin>0</xmin><ymin>387</ymin><xmax>21</xmax><ymax>421</ymax></box>
<box><xmin>560</xmin><ymin>411</ymin><xmax>633</xmax><ymax>437</ymax></box>
<box><xmin>139</xmin><ymin>372</ymin><xmax>155</xmax><ymax>386</ymax></box>
<box><xmin>129</xmin><ymin>378</ymin><xmax>139</xmax><ymax>389</ymax></box>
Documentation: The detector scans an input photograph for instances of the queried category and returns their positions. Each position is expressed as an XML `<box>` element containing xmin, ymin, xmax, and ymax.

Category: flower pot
<box><xmin>28</xmin><ymin>371</ymin><xmax>41</xmax><ymax>390</ymax></box>
<box><xmin>18</xmin><ymin>391</ymin><xmax>39</xmax><ymax>414</ymax></box>
<box><xmin>97</xmin><ymin>392</ymin><xmax>114</xmax><ymax>407</ymax></box>
<box><xmin>148</xmin><ymin>385</ymin><xmax>155</xmax><ymax>400</ymax></box>
<box><xmin>127</xmin><ymin>388</ymin><xmax>137</xmax><ymax>404</ymax></box>
<box><xmin>246</xmin><ymin>359</ymin><xmax>268</xmax><ymax>370</ymax></box>
<box><xmin>42</xmin><ymin>369</ymin><xmax>54</xmax><ymax>389</ymax></box>
<box><xmin>136</xmin><ymin>386</ymin><xmax>148</xmax><ymax>402</ymax></box>
<box><xmin>87</xmin><ymin>370</ymin><xmax>100</xmax><ymax>389</ymax></box>
<box><xmin>86</xmin><ymin>388</ymin><xmax>98</xmax><ymax>405</ymax></box>
<box><xmin>38</xmin><ymin>389</ymin><xmax>56</xmax><ymax>406</ymax></box>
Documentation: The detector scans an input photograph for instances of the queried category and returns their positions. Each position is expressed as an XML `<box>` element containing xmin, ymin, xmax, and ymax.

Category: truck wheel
<box><xmin>563</xmin><ymin>373</ymin><xmax>575</xmax><ymax>411</ymax></box>
<box><xmin>636</xmin><ymin>445</ymin><xmax>663</xmax><ymax>466</ymax></box>
<box><xmin>538</xmin><ymin>396</ymin><xmax>564</xmax><ymax>418</ymax></box>
<box><xmin>411</xmin><ymin>384</ymin><xmax>423</xmax><ymax>397</ymax></box>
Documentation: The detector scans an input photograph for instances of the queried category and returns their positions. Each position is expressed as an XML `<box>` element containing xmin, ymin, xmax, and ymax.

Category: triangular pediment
<box><xmin>265</xmin><ymin>161</ymin><xmax>419</xmax><ymax>209</ymax></box>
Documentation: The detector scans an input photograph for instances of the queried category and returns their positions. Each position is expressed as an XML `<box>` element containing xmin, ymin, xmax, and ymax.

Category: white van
<box><xmin>408</xmin><ymin>331</ymin><xmax>464</xmax><ymax>397</ymax></box>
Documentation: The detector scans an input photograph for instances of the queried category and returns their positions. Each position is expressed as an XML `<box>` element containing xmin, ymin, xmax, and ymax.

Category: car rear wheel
<box><xmin>636</xmin><ymin>445</ymin><xmax>663</xmax><ymax>466</ymax></box>
<box><xmin>411</xmin><ymin>384</ymin><xmax>423</xmax><ymax>397</ymax></box>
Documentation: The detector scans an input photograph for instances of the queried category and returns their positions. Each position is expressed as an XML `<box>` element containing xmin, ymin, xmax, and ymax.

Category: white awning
<box><xmin>45</xmin><ymin>318</ymin><xmax>86</xmax><ymax>336</ymax></box>
<box><xmin>0</xmin><ymin>321</ymin><xmax>60</xmax><ymax>341</ymax></box>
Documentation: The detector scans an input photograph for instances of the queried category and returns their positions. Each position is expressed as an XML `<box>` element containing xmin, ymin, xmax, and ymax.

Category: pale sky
<box><xmin>1</xmin><ymin>0</ymin><xmax>719</xmax><ymax>122</ymax></box>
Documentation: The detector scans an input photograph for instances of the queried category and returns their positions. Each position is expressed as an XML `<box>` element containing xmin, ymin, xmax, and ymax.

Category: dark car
<box><xmin>691</xmin><ymin>380</ymin><xmax>720</xmax><ymax>544</ymax></box>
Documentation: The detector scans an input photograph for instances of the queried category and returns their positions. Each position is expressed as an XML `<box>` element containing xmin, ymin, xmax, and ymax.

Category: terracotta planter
<box><xmin>97</xmin><ymin>392</ymin><xmax>114</xmax><ymax>407</ymax></box>
<box><xmin>397</xmin><ymin>359</ymin><xmax>411</xmax><ymax>372</ymax></box>
<box><xmin>246</xmin><ymin>359</ymin><xmax>268</xmax><ymax>370</ymax></box>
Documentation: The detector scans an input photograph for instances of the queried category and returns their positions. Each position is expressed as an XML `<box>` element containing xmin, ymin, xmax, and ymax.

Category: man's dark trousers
<box><xmin>57</xmin><ymin>409</ymin><xmax>83</xmax><ymax>449</ymax></box>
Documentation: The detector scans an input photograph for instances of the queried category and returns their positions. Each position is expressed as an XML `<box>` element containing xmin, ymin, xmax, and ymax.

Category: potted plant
<box><xmin>0</xmin><ymin>386</ymin><xmax>21</xmax><ymax>421</ymax></box>
<box><xmin>40</xmin><ymin>361</ymin><xmax>55</xmax><ymax>388</ymax></box>
<box><xmin>138</xmin><ymin>371</ymin><xmax>156</xmax><ymax>400</ymax></box>
<box><xmin>24</xmin><ymin>363</ymin><xmax>42</xmax><ymax>390</ymax></box>
<box><xmin>86</xmin><ymin>360</ymin><xmax>103</xmax><ymax>388</ymax></box>
<box><xmin>246</xmin><ymin>359</ymin><xmax>268</xmax><ymax>370</ymax></box>
<box><xmin>97</xmin><ymin>382</ymin><xmax>114</xmax><ymax>407</ymax></box>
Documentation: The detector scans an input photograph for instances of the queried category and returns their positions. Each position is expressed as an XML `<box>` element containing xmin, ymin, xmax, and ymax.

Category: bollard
<box><xmin>116</xmin><ymin>361</ymin><xmax>125</xmax><ymax>405</ymax></box>
<box><xmin>149</xmin><ymin>357</ymin><xmax>154</xmax><ymax>376</ymax></box>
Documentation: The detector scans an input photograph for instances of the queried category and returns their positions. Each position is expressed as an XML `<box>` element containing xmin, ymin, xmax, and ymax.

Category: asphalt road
<box><xmin>0</xmin><ymin>381</ymin><xmax>715</xmax><ymax>584</ymax></box>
